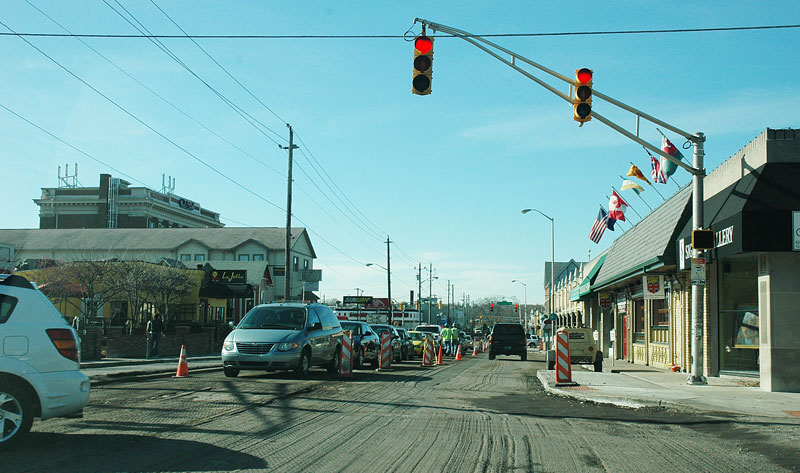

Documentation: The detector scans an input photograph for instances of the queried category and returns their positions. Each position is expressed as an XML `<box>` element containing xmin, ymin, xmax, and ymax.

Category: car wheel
<box><xmin>295</xmin><ymin>349</ymin><xmax>311</xmax><ymax>377</ymax></box>
<box><xmin>354</xmin><ymin>348</ymin><xmax>364</xmax><ymax>370</ymax></box>
<box><xmin>394</xmin><ymin>347</ymin><xmax>401</xmax><ymax>363</ymax></box>
<box><xmin>0</xmin><ymin>381</ymin><xmax>34</xmax><ymax>447</ymax></box>
<box><xmin>520</xmin><ymin>352</ymin><xmax>527</xmax><ymax>361</ymax></box>
<box><xmin>223</xmin><ymin>366</ymin><xmax>239</xmax><ymax>378</ymax></box>
<box><xmin>488</xmin><ymin>352</ymin><xmax>495</xmax><ymax>360</ymax></box>
<box><xmin>548</xmin><ymin>359</ymin><xmax>555</xmax><ymax>370</ymax></box>
<box><xmin>327</xmin><ymin>347</ymin><xmax>342</xmax><ymax>374</ymax></box>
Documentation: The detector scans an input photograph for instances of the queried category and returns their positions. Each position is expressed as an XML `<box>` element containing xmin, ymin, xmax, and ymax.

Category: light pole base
<box><xmin>686</xmin><ymin>374</ymin><xmax>707</xmax><ymax>385</ymax></box>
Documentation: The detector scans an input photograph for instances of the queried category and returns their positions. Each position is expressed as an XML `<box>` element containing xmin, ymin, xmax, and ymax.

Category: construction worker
<box><xmin>441</xmin><ymin>325</ymin><xmax>451</xmax><ymax>356</ymax></box>
<box><xmin>451</xmin><ymin>325</ymin><xmax>459</xmax><ymax>355</ymax></box>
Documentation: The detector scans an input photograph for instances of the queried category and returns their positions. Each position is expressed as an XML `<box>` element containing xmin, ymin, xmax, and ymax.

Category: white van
<box><xmin>0</xmin><ymin>275</ymin><xmax>90</xmax><ymax>447</ymax></box>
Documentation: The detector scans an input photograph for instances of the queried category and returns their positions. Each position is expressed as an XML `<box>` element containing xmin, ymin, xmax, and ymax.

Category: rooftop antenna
<box><xmin>160</xmin><ymin>174</ymin><xmax>175</xmax><ymax>194</ymax></box>
<box><xmin>57</xmin><ymin>163</ymin><xmax>79</xmax><ymax>188</ymax></box>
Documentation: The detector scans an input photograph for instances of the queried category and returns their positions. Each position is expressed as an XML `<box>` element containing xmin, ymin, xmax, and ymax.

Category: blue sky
<box><xmin>2</xmin><ymin>1</ymin><xmax>799</xmax><ymax>306</ymax></box>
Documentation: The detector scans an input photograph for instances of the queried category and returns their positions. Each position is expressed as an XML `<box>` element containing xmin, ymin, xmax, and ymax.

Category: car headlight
<box><xmin>223</xmin><ymin>341</ymin><xmax>234</xmax><ymax>351</ymax></box>
<box><xmin>277</xmin><ymin>342</ymin><xmax>300</xmax><ymax>351</ymax></box>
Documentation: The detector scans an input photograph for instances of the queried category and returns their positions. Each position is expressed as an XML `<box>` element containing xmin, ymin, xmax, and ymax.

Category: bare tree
<box><xmin>117</xmin><ymin>261</ymin><xmax>154</xmax><ymax>327</ymax></box>
<box><xmin>146</xmin><ymin>266</ymin><xmax>198</xmax><ymax>323</ymax></box>
<box><xmin>61</xmin><ymin>259</ymin><xmax>126</xmax><ymax>327</ymax></box>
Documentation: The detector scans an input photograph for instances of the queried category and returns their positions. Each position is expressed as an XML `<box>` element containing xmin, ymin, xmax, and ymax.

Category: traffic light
<box><xmin>514</xmin><ymin>304</ymin><xmax>519</xmax><ymax>313</ymax></box>
<box><xmin>692</xmin><ymin>229</ymin><xmax>715</xmax><ymax>250</ymax></box>
<box><xmin>490</xmin><ymin>303</ymin><xmax>494</xmax><ymax>313</ymax></box>
<box><xmin>412</xmin><ymin>35</ymin><xmax>433</xmax><ymax>95</ymax></box>
<box><xmin>573</xmin><ymin>68</ymin><xmax>593</xmax><ymax>123</ymax></box>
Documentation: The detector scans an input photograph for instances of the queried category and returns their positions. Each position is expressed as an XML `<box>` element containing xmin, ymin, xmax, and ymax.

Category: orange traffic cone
<box><xmin>437</xmin><ymin>345</ymin><xmax>443</xmax><ymax>365</ymax></box>
<box><xmin>175</xmin><ymin>345</ymin><xmax>189</xmax><ymax>377</ymax></box>
<box><xmin>472</xmin><ymin>344</ymin><xmax>478</xmax><ymax>357</ymax></box>
<box><xmin>454</xmin><ymin>344</ymin><xmax>463</xmax><ymax>361</ymax></box>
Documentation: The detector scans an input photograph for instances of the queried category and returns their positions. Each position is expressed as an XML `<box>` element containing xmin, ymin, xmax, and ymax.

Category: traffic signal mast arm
<box><xmin>412</xmin><ymin>18</ymin><xmax>701</xmax><ymax>177</ymax></box>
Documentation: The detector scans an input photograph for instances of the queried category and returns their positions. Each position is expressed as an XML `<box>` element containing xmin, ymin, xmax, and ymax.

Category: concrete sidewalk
<box><xmin>81</xmin><ymin>355</ymin><xmax>222</xmax><ymax>385</ymax></box>
<box><xmin>532</xmin><ymin>350</ymin><xmax>800</xmax><ymax>421</ymax></box>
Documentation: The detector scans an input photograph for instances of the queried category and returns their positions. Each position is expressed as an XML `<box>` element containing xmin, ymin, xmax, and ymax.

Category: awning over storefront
<box><xmin>676</xmin><ymin>163</ymin><xmax>800</xmax><ymax>266</ymax></box>
<box><xmin>593</xmin><ymin>186</ymin><xmax>693</xmax><ymax>290</ymax></box>
<box><xmin>570</xmin><ymin>253</ymin><xmax>607</xmax><ymax>301</ymax></box>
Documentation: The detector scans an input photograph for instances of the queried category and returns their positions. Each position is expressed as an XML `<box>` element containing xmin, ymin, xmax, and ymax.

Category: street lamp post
<box><xmin>366</xmin><ymin>261</ymin><xmax>391</xmax><ymax>324</ymax></box>
<box><xmin>522</xmin><ymin>208</ymin><xmax>554</xmax><ymax>350</ymax></box>
<box><xmin>512</xmin><ymin>279</ymin><xmax>527</xmax><ymax>327</ymax></box>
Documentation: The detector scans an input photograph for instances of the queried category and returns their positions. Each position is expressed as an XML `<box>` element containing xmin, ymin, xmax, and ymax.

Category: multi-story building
<box><xmin>34</xmin><ymin>173</ymin><xmax>222</xmax><ymax>229</ymax></box>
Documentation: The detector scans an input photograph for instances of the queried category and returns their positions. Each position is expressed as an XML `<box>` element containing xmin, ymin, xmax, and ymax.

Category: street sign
<box><xmin>343</xmin><ymin>296</ymin><xmax>373</xmax><ymax>305</ymax></box>
<box><xmin>691</xmin><ymin>257</ymin><xmax>707</xmax><ymax>285</ymax></box>
<box><xmin>496</xmin><ymin>301</ymin><xmax>513</xmax><ymax>306</ymax></box>
<box><xmin>793</xmin><ymin>211</ymin><xmax>800</xmax><ymax>251</ymax></box>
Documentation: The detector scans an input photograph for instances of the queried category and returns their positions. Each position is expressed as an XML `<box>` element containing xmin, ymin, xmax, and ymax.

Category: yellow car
<box><xmin>408</xmin><ymin>330</ymin><xmax>427</xmax><ymax>357</ymax></box>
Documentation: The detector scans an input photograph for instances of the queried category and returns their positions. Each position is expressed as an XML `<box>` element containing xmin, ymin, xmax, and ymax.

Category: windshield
<box><xmin>371</xmin><ymin>325</ymin><xmax>394</xmax><ymax>335</ymax></box>
<box><xmin>409</xmin><ymin>332</ymin><xmax>425</xmax><ymax>341</ymax></box>
<box><xmin>238</xmin><ymin>306</ymin><xmax>306</xmax><ymax>330</ymax></box>
<box><xmin>340</xmin><ymin>322</ymin><xmax>361</xmax><ymax>335</ymax></box>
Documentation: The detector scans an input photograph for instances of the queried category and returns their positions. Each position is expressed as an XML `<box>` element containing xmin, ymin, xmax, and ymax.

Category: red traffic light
<box><xmin>415</xmin><ymin>36</ymin><xmax>433</xmax><ymax>54</ymax></box>
<box><xmin>576</xmin><ymin>68</ymin><xmax>593</xmax><ymax>85</ymax></box>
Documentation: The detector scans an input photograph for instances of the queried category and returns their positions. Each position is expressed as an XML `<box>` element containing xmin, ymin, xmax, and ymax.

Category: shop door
<box><xmin>623</xmin><ymin>315</ymin><xmax>628</xmax><ymax>359</ymax></box>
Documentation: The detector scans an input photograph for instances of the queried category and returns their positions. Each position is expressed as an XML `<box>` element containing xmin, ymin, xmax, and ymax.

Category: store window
<box><xmin>651</xmin><ymin>298</ymin><xmax>669</xmax><ymax>327</ymax></box>
<box><xmin>633</xmin><ymin>299</ymin><xmax>645</xmax><ymax>343</ymax></box>
<box><xmin>719</xmin><ymin>254</ymin><xmax>759</xmax><ymax>372</ymax></box>
<box><xmin>253</xmin><ymin>254</ymin><xmax>264</xmax><ymax>261</ymax></box>
<box><xmin>238</xmin><ymin>254</ymin><xmax>250</xmax><ymax>261</ymax></box>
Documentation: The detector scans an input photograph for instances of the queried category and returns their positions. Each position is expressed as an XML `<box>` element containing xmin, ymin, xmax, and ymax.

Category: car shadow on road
<box><xmin>7</xmin><ymin>433</ymin><xmax>267</xmax><ymax>473</ymax></box>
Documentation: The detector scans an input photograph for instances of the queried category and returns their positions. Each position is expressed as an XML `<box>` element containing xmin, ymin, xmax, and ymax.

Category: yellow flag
<box><xmin>627</xmin><ymin>164</ymin><xmax>652</xmax><ymax>185</ymax></box>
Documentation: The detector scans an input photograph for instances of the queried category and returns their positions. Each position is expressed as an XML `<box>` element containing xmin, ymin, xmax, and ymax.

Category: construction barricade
<box><xmin>421</xmin><ymin>333</ymin><xmax>435</xmax><ymax>367</ymax></box>
<box><xmin>339</xmin><ymin>330</ymin><xmax>353</xmax><ymax>377</ymax></box>
<box><xmin>378</xmin><ymin>330</ymin><xmax>392</xmax><ymax>370</ymax></box>
<box><xmin>555</xmin><ymin>330</ymin><xmax>575</xmax><ymax>385</ymax></box>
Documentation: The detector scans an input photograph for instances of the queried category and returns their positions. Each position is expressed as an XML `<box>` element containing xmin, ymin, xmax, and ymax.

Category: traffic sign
<box><xmin>496</xmin><ymin>301</ymin><xmax>513</xmax><ymax>306</ymax></box>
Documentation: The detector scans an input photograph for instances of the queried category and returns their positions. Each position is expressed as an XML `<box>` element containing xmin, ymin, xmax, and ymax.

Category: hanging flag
<box><xmin>661</xmin><ymin>135</ymin><xmax>684</xmax><ymax>177</ymax></box>
<box><xmin>606</xmin><ymin>216</ymin><xmax>617</xmax><ymax>231</ymax></box>
<box><xmin>588</xmin><ymin>207</ymin><xmax>608</xmax><ymax>244</ymax></box>
<box><xmin>627</xmin><ymin>164</ymin><xmax>652</xmax><ymax>185</ymax></box>
<box><xmin>621</xmin><ymin>179</ymin><xmax>644</xmax><ymax>195</ymax></box>
<box><xmin>608</xmin><ymin>190</ymin><xmax>629</xmax><ymax>221</ymax></box>
<box><xmin>650</xmin><ymin>154</ymin><xmax>667</xmax><ymax>184</ymax></box>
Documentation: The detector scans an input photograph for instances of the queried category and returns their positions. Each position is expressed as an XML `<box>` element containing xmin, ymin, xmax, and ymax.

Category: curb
<box><xmin>535</xmin><ymin>370</ymin><xmax>664</xmax><ymax>410</ymax></box>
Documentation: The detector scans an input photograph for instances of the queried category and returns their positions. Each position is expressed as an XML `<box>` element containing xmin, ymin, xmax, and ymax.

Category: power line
<box><xmin>2</xmin><ymin>23</ymin><xmax>799</xmax><ymax>39</ymax></box>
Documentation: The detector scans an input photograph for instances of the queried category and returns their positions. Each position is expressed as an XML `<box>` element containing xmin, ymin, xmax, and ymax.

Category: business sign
<box><xmin>691</xmin><ymin>257</ymin><xmax>707</xmax><ymax>285</ymax></box>
<box><xmin>301</xmin><ymin>269</ymin><xmax>322</xmax><ymax>282</ymax></box>
<box><xmin>598</xmin><ymin>292</ymin><xmax>612</xmax><ymax>309</ymax></box>
<box><xmin>496</xmin><ymin>301</ymin><xmax>513</xmax><ymax>306</ymax></box>
<box><xmin>303</xmin><ymin>281</ymin><xmax>319</xmax><ymax>291</ymax></box>
<box><xmin>343</xmin><ymin>296</ymin><xmax>373</xmax><ymax>305</ymax></box>
<box><xmin>210</xmin><ymin>270</ymin><xmax>246</xmax><ymax>284</ymax></box>
<box><xmin>272</xmin><ymin>267</ymin><xmax>286</xmax><ymax>277</ymax></box>
<box><xmin>643</xmin><ymin>275</ymin><xmax>665</xmax><ymax>300</ymax></box>
<box><xmin>794</xmin><ymin>211</ymin><xmax>800</xmax><ymax>251</ymax></box>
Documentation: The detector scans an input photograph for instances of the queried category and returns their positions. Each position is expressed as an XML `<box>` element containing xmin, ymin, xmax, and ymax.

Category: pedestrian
<box><xmin>451</xmin><ymin>325</ymin><xmax>459</xmax><ymax>354</ymax></box>
<box><xmin>150</xmin><ymin>314</ymin><xmax>164</xmax><ymax>358</ymax></box>
<box><xmin>442</xmin><ymin>324</ymin><xmax>452</xmax><ymax>356</ymax></box>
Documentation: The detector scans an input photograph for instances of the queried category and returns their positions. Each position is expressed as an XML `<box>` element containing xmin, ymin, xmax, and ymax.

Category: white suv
<box><xmin>0</xmin><ymin>275</ymin><xmax>90</xmax><ymax>447</ymax></box>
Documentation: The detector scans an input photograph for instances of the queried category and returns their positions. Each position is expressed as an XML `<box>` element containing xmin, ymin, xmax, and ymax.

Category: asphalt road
<box><xmin>7</xmin><ymin>354</ymin><xmax>800</xmax><ymax>472</ymax></box>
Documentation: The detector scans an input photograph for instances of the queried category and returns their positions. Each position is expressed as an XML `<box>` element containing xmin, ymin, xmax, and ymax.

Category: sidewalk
<box><xmin>532</xmin><ymin>350</ymin><xmax>800</xmax><ymax>421</ymax></box>
<box><xmin>81</xmin><ymin>355</ymin><xmax>222</xmax><ymax>385</ymax></box>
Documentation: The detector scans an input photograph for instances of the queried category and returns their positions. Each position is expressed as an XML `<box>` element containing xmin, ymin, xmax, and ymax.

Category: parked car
<box><xmin>221</xmin><ymin>303</ymin><xmax>343</xmax><ymax>377</ymax></box>
<box><xmin>340</xmin><ymin>320</ymin><xmax>379</xmax><ymax>369</ymax></box>
<box><xmin>408</xmin><ymin>330</ymin><xmax>427</xmax><ymax>357</ymax></box>
<box><xmin>546</xmin><ymin>327</ymin><xmax>602</xmax><ymax>372</ymax></box>
<box><xmin>369</xmin><ymin>324</ymin><xmax>403</xmax><ymax>363</ymax></box>
<box><xmin>488</xmin><ymin>323</ymin><xmax>527</xmax><ymax>361</ymax></box>
<box><xmin>527</xmin><ymin>335</ymin><xmax>541</xmax><ymax>348</ymax></box>
<box><xmin>0</xmin><ymin>274</ymin><xmax>90</xmax><ymax>447</ymax></box>
<box><xmin>395</xmin><ymin>327</ymin><xmax>415</xmax><ymax>360</ymax></box>
<box><xmin>461</xmin><ymin>334</ymin><xmax>474</xmax><ymax>353</ymax></box>
<box><xmin>414</xmin><ymin>324</ymin><xmax>442</xmax><ymax>344</ymax></box>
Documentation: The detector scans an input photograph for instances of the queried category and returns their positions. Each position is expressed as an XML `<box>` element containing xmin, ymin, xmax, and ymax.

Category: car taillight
<box><xmin>47</xmin><ymin>328</ymin><xmax>79</xmax><ymax>362</ymax></box>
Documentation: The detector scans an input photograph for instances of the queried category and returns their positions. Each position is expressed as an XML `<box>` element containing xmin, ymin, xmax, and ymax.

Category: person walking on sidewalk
<box><xmin>149</xmin><ymin>314</ymin><xmax>164</xmax><ymax>358</ymax></box>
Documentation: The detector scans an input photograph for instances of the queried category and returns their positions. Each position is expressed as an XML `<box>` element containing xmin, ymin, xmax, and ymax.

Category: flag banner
<box><xmin>588</xmin><ymin>207</ymin><xmax>608</xmax><ymax>244</ymax></box>
<box><xmin>643</xmin><ymin>275</ymin><xmax>665</xmax><ymax>300</ymax></box>
<box><xmin>608</xmin><ymin>190</ymin><xmax>628</xmax><ymax>221</ymax></box>
<box><xmin>627</xmin><ymin>164</ymin><xmax>652</xmax><ymax>185</ymax></box>
<box><xmin>661</xmin><ymin>135</ymin><xmax>684</xmax><ymax>177</ymax></box>
<box><xmin>606</xmin><ymin>216</ymin><xmax>617</xmax><ymax>231</ymax></box>
<box><xmin>621</xmin><ymin>179</ymin><xmax>644</xmax><ymax>195</ymax></box>
<box><xmin>651</xmin><ymin>154</ymin><xmax>667</xmax><ymax>184</ymax></box>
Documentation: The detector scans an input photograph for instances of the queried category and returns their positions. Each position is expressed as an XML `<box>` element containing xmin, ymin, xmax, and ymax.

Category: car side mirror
<box><xmin>310</xmin><ymin>322</ymin><xmax>323</xmax><ymax>331</ymax></box>
<box><xmin>228</xmin><ymin>321</ymin><xmax>235</xmax><ymax>329</ymax></box>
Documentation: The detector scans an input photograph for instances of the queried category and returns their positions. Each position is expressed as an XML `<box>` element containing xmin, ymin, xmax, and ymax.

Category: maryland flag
<box><xmin>627</xmin><ymin>164</ymin><xmax>651</xmax><ymax>185</ymax></box>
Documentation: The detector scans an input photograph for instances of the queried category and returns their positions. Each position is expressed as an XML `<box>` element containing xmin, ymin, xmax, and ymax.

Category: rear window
<box><xmin>492</xmin><ymin>324</ymin><xmax>524</xmax><ymax>336</ymax></box>
<box><xmin>340</xmin><ymin>322</ymin><xmax>361</xmax><ymax>335</ymax></box>
<box><xmin>0</xmin><ymin>294</ymin><xmax>18</xmax><ymax>324</ymax></box>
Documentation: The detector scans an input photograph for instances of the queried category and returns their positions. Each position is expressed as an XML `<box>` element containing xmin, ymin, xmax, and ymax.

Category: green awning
<box><xmin>570</xmin><ymin>253</ymin><xmax>607</xmax><ymax>301</ymax></box>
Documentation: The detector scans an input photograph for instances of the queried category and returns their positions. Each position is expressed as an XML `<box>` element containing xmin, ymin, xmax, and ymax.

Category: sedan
<box><xmin>369</xmin><ymin>324</ymin><xmax>403</xmax><ymax>364</ymax></box>
<box><xmin>340</xmin><ymin>321</ymin><xmax>379</xmax><ymax>369</ymax></box>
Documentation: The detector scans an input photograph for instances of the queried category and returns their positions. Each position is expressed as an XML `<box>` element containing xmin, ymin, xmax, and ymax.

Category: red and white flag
<box><xmin>608</xmin><ymin>190</ymin><xmax>629</xmax><ymax>221</ymax></box>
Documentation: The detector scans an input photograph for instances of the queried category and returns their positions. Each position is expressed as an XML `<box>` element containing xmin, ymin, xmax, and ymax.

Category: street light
<box><xmin>512</xmin><ymin>279</ymin><xmax>527</xmax><ymax>327</ymax></box>
<box><xmin>521</xmin><ymin>208</ymin><xmax>554</xmax><ymax>350</ymax></box>
<box><xmin>366</xmin><ymin>262</ymin><xmax>392</xmax><ymax>324</ymax></box>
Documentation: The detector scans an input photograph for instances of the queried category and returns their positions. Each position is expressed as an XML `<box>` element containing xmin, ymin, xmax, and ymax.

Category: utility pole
<box><xmin>386</xmin><ymin>236</ymin><xmax>392</xmax><ymax>325</ymax></box>
<box><xmin>428</xmin><ymin>263</ymin><xmax>433</xmax><ymax>324</ymax></box>
<box><xmin>280</xmin><ymin>124</ymin><xmax>299</xmax><ymax>302</ymax></box>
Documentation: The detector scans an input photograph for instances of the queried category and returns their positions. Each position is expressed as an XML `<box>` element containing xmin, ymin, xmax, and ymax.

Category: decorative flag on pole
<box><xmin>661</xmin><ymin>134</ymin><xmax>684</xmax><ymax>177</ymax></box>
<box><xmin>588</xmin><ymin>207</ymin><xmax>608</xmax><ymax>244</ymax></box>
<box><xmin>627</xmin><ymin>164</ymin><xmax>652</xmax><ymax>185</ymax></box>
<box><xmin>651</xmin><ymin>154</ymin><xmax>667</xmax><ymax>184</ymax></box>
<box><xmin>608</xmin><ymin>190</ymin><xmax>629</xmax><ymax>221</ymax></box>
<box><xmin>621</xmin><ymin>179</ymin><xmax>645</xmax><ymax>195</ymax></box>
<box><xmin>606</xmin><ymin>216</ymin><xmax>617</xmax><ymax>231</ymax></box>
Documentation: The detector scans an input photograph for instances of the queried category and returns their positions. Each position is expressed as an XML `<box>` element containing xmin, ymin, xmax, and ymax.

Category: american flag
<box><xmin>588</xmin><ymin>207</ymin><xmax>608</xmax><ymax>244</ymax></box>
<box><xmin>651</xmin><ymin>154</ymin><xmax>667</xmax><ymax>184</ymax></box>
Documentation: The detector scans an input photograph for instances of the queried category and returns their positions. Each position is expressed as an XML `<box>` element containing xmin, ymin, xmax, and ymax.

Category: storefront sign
<box><xmin>643</xmin><ymin>275</ymin><xmax>665</xmax><ymax>300</ymax></box>
<box><xmin>301</xmin><ymin>269</ymin><xmax>322</xmax><ymax>282</ymax></box>
<box><xmin>793</xmin><ymin>211</ymin><xmax>800</xmax><ymax>251</ymax></box>
<box><xmin>691</xmin><ymin>257</ymin><xmax>707</xmax><ymax>285</ymax></box>
<box><xmin>616</xmin><ymin>301</ymin><xmax>627</xmax><ymax>313</ymax></box>
<box><xmin>303</xmin><ymin>281</ymin><xmax>319</xmax><ymax>291</ymax></box>
<box><xmin>343</xmin><ymin>296</ymin><xmax>373</xmax><ymax>305</ymax></box>
<box><xmin>272</xmin><ymin>267</ymin><xmax>285</xmax><ymax>277</ymax></box>
<box><xmin>598</xmin><ymin>292</ymin><xmax>612</xmax><ymax>309</ymax></box>
<box><xmin>210</xmin><ymin>270</ymin><xmax>246</xmax><ymax>284</ymax></box>
<box><xmin>715</xmin><ymin>225</ymin><xmax>734</xmax><ymax>248</ymax></box>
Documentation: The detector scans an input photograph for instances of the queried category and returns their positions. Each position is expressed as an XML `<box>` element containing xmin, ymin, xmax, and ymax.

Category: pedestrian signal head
<box><xmin>412</xmin><ymin>35</ymin><xmax>434</xmax><ymax>95</ymax></box>
<box><xmin>573</xmin><ymin>68</ymin><xmax>593</xmax><ymax>123</ymax></box>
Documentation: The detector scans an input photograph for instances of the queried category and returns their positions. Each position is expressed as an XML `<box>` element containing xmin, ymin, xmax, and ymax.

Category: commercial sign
<box><xmin>496</xmin><ymin>301</ymin><xmax>513</xmax><ymax>306</ymax></box>
<box><xmin>272</xmin><ymin>267</ymin><xmax>286</xmax><ymax>277</ymax></box>
<box><xmin>643</xmin><ymin>275</ymin><xmax>665</xmax><ymax>300</ymax></box>
<box><xmin>691</xmin><ymin>257</ymin><xmax>707</xmax><ymax>285</ymax></box>
<box><xmin>303</xmin><ymin>281</ymin><xmax>319</xmax><ymax>291</ymax></box>
<box><xmin>598</xmin><ymin>292</ymin><xmax>612</xmax><ymax>309</ymax></box>
<box><xmin>343</xmin><ymin>296</ymin><xmax>373</xmax><ymax>305</ymax></box>
<box><xmin>794</xmin><ymin>211</ymin><xmax>800</xmax><ymax>251</ymax></box>
<box><xmin>301</xmin><ymin>269</ymin><xmax>322</xmax><ymax>282</ymax></box>
<box><xmin>210</xmin><ymin>270</ymin><xmax>246</xmax><ymax>284</ymax></box>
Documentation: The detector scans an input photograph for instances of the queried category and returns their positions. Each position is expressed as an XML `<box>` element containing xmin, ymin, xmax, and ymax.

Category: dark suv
<box><xmin>488</xmin><ymin>323</ymin><xmax>527</xmax><ymax>361</ymax></box>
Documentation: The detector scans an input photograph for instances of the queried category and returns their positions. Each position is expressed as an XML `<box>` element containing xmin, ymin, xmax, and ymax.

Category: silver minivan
<box><xmin>221</xmin><ymin>303</ymin><xmax>343</xmax><ymax>377</ymax></box>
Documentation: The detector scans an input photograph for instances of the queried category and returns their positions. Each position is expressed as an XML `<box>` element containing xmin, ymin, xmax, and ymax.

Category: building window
<box><xmin>303</xmin><ymin>259</ymin><xmax>309</xmax><ymax>270</ymax></box>
<box><xmin>180</xmin><ymin>254</ymin><xmax>191</xmax><ymax>262</ymax></box>
<box><xmin>633</xmin><ymin>299</ymin><xmax>645</xmax><ymax>342</ymax></box>
<box><xmin>651</xmin><ymin>299</ymin><xmax>669</xmax><ymax>327</ymax></box>
<box><xmin>253</xmin><ymin>254</ymin><xmax>264</xmax><ymax>261</ymax></box>
<box><xmin>194</xmin><ymin>254</ymin><xmax>205</xmax><ymax>262</ymax></box>
<box><xmin>293</xmin><ymin>256</ymin><xmax>299</xmax><ymax>272</ymax></box>
<box><xmin>238</xmin><ymin>254</ymin><xmax>250</xmax><ymax>261</ymax></box>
